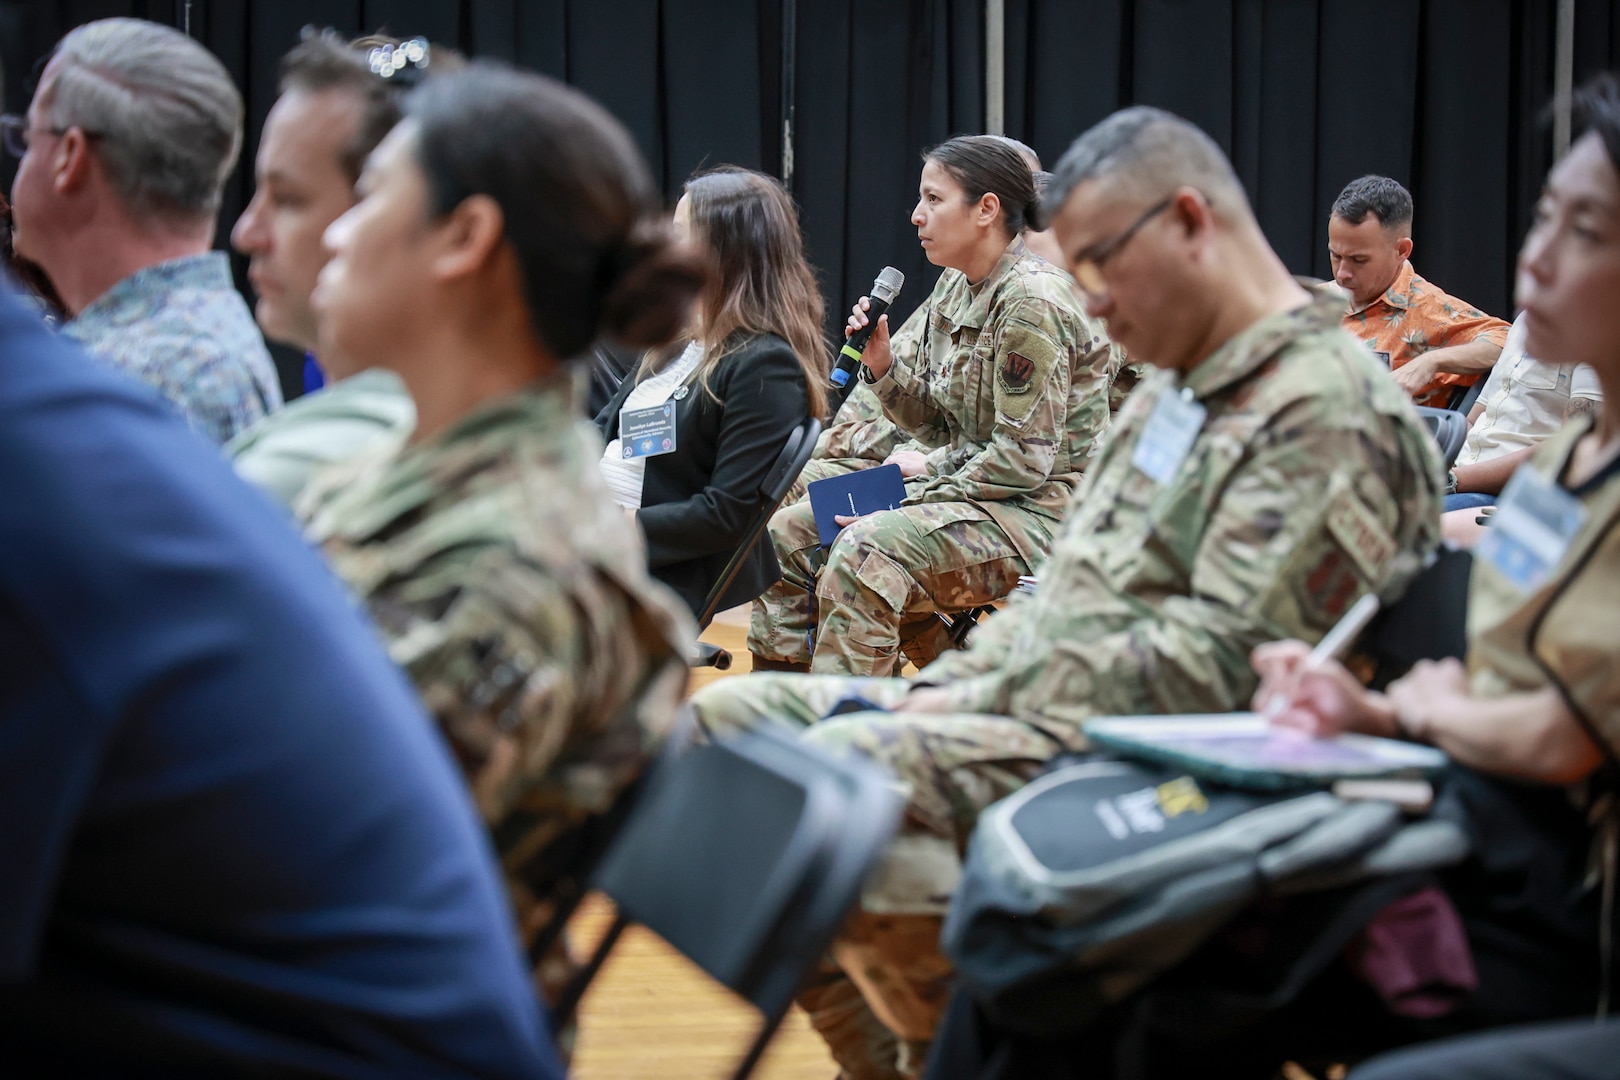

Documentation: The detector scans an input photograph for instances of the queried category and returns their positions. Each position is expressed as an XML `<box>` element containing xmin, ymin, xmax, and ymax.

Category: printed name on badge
<box><xmin>619</xmin><ymin>402</ymin><xmax>679</xmax><ymax>460</ymax></box>
<box><xmin>1131</xmin><ymin>386</ymin><xmax>1206</xmax><ymax>485</ymax></box>
<box><xmin>1475</xmin><ymin>467</ymin><xmax>1586</xmax><ymax>593</ymax></box>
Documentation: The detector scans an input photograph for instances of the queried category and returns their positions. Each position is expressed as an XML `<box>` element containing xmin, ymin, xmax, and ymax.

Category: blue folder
<box><xmin>806</xmin><ymin>463</ymin><xmax>907</xmax><ymax>547</ymax></box>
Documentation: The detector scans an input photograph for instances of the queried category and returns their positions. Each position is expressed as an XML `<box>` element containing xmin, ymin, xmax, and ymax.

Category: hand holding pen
<box><xmin>1252</xmin><ymin>593</ymin><xmax>1387</xmax><ymax>736</ymax></box>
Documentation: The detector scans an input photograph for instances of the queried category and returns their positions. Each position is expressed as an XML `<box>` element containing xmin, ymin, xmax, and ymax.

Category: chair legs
<box><xmin>897</xmin><ymin>606</ymin><xmax>993</xmax><ymax>671</ymax></box>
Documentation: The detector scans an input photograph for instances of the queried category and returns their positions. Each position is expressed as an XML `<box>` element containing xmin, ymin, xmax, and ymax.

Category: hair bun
<box><xmin>598</xmin><ymin>218</ymin><xmax>709</xmax><ymax>350</ymax></box>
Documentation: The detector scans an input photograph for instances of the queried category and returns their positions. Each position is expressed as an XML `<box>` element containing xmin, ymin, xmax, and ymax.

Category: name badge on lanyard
<box><xmin>619</xmin><ymin>401</ymin><xmax>679</xmax><ymax>459</ymax></box>
<box><xmin>1475</xmin><ymin>467</ymin><xmax>1586</xmax><ymax>593</ymax></box>
<box><xmin>1132</xmin><ymin>386</ymin><xmax>1207</xmax><ymax>485</ymax></box>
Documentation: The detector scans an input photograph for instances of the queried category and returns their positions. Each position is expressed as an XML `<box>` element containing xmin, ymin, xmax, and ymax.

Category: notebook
<box><xmin>806</xmin><ymin>464</ymin><xmax>907</xmax><ymax>547</ymax></box>
<box><xmin>1084</xmin><ymin>714</ymin><xmax>1448</xmax><ymax>791</ymax></box>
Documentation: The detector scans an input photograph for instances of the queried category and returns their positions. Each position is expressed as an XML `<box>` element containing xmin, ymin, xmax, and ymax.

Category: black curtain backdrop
<box><xmin>6</xmin><ymin>2</ymin><xmax>1620</xmax><ymax>398</ymax></box>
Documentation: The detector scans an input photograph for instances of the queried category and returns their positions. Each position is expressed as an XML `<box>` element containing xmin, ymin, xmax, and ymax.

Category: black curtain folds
<box><xmin>8</xmin><ymin>2</ymin><xmax>1620</xmax><ymax>395</ymax></box>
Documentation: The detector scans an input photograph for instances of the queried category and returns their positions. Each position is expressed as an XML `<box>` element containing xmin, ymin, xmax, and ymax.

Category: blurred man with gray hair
<box><xmin>5</xmin><ymin>17</ymin><xmax>280</xmax><ymax>444</ymax></box>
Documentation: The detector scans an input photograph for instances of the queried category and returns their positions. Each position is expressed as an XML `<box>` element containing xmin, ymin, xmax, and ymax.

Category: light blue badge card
<box><xmin>1475</xmin><ymin>467</ymin><xmax>1586</xmax><ymax>593</ymax></box>
<box><xmin>619</xmin><ymin>402</ymin><xmax>679</xmax><ymax>459</ymax></box>
<box><xmin>1132</xmin><ymin>386</ymin><xmax>1206</xmax><ymax>485</ymax></box>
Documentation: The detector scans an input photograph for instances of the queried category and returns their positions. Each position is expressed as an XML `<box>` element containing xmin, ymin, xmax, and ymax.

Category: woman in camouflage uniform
<box><xmin>750</xmin><ymin>135</ymin><xmax>1117</xmax><ymax>677</ymax></box>
<box><xmin>298</xmin><ymin>62</ymin><xmax>704</xmax><ymax>1002</ymax></box>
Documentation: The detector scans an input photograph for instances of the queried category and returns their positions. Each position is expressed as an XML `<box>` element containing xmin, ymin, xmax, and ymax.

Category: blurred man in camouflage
<box><xmin>690</xmin><ymin>107</ymin><xmax>1443</xmax><ymax>1078</ymax></box>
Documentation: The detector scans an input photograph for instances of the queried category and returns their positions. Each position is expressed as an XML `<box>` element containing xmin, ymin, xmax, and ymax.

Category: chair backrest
<box><xmin>695</xmin><ymin>416</ymin><xmax>823</xmax><ymax>628</ymax></box>
<box><xmin>1413</xmin><ymin>405</ymin><xmax>1470</xmax><ymax>471</ymax></box>
<box><xmin>1446</xmin><ymin>374</ymin><xmax>1488</xmax><ymax>415</ymax></box>
<box><xmin>519</xmin><ymin>662</ymin><xmax>694</xmax><ymax>971</ymax></box>
<box><xmin>561</xmin><ymin>726</ymin><xmax>900</xmax><ymax>1078</ymax></box>
<box><xmin>586</xmin><ymin>342</ymin><xmax>638</xmax><ymax>419</ymax></box>
<box><xmin>1362</xmin><ymin>545</ymin><xmax>1473</xmax><ymax>691</ymax></box>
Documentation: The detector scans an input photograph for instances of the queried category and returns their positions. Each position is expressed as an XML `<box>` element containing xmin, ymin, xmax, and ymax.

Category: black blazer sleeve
<box><xmin>633</xmin><ymin>335</ymin><xmax>810</xmax><ymax>570</ymax></box>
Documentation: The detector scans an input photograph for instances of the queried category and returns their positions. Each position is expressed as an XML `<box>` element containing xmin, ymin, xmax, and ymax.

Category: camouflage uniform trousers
<box><xmin>749</xmin><ymin>456</ymin><xmax>862</xmax><ymax>667</ymax></box>
<box><xmin>747</xmin><ymin>498</ymin><xmax>1033</xmax><ymax>677</ymax></box>
<box><xmin>691</xmin><ymin>672</ymin><xmax>1083</xmax><ymax>1079</ymax></box>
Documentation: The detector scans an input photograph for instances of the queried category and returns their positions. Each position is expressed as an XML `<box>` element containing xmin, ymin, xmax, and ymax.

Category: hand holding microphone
<box><xmin>831</xmin><ymin>266</ymin><xmax>904</xmax><ymax>389</ymax></box>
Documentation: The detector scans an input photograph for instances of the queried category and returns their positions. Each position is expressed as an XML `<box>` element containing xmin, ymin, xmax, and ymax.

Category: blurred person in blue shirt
<box><xmin>0</xmin><ymin>278</ymin><xmax>559</xmax><ymax>1078</ymax></box>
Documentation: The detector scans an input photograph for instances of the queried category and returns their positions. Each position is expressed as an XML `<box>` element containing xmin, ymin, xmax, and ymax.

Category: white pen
<box><xmin>1263</xmin><ymin>592</ymin><xmax>1382</xmax><ymax>720</ymax></box>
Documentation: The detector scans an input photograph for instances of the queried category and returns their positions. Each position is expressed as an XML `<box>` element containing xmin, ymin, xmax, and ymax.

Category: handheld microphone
<box><xmin>831</xmin><ymin>266</ymin><xmax>905</xmax><ymax>388</ymax></box>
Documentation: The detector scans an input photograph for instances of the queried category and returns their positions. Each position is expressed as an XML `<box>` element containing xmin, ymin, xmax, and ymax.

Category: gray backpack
<box><xmin>940</xmin><ymin>756</ymin><xmax>1470</xmax><ymax>1036</ymax></box>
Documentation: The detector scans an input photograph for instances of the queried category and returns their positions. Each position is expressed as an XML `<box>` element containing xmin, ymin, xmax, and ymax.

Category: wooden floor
<box><xmin>569</xmin><ymin>608</ymin><xmax>838</xmax><ymax>1079</ymax></box>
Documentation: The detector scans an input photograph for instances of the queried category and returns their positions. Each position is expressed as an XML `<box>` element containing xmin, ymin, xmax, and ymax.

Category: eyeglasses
<box><xmin>1068</xmin><ymin>196</ymin><xmax>1175</xmax><ymax>299</ymax></box>
<box><xmin>0</xmin><ymin>114</ymin><xmax>102</xmax><ymax>159</ymax></box>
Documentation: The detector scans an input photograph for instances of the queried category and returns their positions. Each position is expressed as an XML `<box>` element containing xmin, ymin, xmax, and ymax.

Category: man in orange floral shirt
<box><xmin>1330</xmin><ymin>175</ymin><xmax>1509</xmax><ymax>407</ymax></box>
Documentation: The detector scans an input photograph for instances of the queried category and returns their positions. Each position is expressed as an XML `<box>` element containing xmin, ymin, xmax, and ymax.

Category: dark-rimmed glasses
<box><xmin>1069</xmin><ymin>196</ymin><xmax>1175</xmax><ymax>298</ymax></box>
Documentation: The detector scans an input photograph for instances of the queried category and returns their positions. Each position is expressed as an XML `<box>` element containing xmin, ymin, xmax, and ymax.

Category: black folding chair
<box><xmin>1413</xmin><ymin>405</ymin><xmax>1470</xmax><ymax>471</ymax></box>
<box><xmin>1361</xmin><ymin>546</ymin><xmax>1472</xmax><ymax>691</ymax></box>
<box><xmin>585</xmin><ymin>341</ymin><xmax>637</xmax><ymax>418</ymax></box>
<box><xmin>519</xmin><ymin>661</ymin><xmax>694</xmax><ymax>976</ymax></box>
<box><xmin>1444</xmin><ymin>373</ymin><xmax>1488</xmax><ymax>415</ymax></box>
<box><xmin>898</xmin><ymin>603</ymin><xmax>997</xmax><ymax>671</ymax></box>
<box><xmin>552</xmin><ymin>725</ymin><xmax>902</xmax><ymax>1080</ymax></box>
<box><xmin>693</xmin><ymin>417</ymin><xmax>823</xmax><ymax>669</ymax></box>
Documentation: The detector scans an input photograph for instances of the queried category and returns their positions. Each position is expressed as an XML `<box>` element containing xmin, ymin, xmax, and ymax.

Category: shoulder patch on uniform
<box><xmin>1304</xmin><ymin>549</ymin><xmax>1361</xmax><ymax>621</ymax></box>
<box><xmin>1000</xmin><ymin>352</ymin><xmax>1036</xmax><ymax>394</ymax></box>
<box><xmin>1325</xmin><ymin>487</ymin><xmax>1397</xmax><ymax>583</ymax></box>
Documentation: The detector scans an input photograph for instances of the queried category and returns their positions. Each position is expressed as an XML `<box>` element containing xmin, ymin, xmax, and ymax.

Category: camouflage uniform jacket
<box><xmin>300</xmin><ymin>376</ymin><xmax>694</xmax><ymax>938</ymax></box>
<box><xmin>813</xmin><ymin>279</ymin><xmax>944</xmax><ymax>468</ymax></box>
<box><xmin>815</xmin><ymin>381</ymin><xmax>906</xmax><ymax>469</ymax></box>
<box><xmin>869</xmin><ymin>237</ymin><xmax>1115</xmax><ymax>564</ymax></box>
<box><xmin>918</xmin><ymin>293</ymin><xmax>1443</xmax><ymax>731</ymax></box>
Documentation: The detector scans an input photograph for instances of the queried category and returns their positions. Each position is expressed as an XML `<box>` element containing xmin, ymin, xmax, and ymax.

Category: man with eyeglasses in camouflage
<box><xmin>689</xmin><ymin>107</ymin><xmax>1444</xmax><ymax>1079</ymax></box>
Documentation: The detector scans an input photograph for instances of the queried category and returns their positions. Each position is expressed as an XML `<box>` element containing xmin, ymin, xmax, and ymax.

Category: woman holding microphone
<box><xmin>748</xmin><ymin>134</ymin><xmax>1117</xmax><ymax>678</ymax></box>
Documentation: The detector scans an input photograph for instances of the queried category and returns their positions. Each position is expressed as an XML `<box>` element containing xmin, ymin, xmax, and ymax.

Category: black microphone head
<box><xmin>871</xmin><ymin>266</ymin><xmax>905</xmax><ymax>306</ymax></box>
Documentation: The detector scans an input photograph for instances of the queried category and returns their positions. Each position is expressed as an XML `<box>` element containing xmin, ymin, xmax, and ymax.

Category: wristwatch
<box><xmin>858</xmin><ymin>363</ymin><xmax>880</xmax><ymax>385</ymax></box>
<box><xmin>1444</xmin><ymin>469</ymin><xmax>1458</xmax><ymax>496</ymax></box>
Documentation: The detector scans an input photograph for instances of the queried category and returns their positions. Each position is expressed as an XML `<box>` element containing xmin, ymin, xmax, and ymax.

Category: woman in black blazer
<box><xmin>596</xmin><ymin>168</ymin><xmax>828</xmax><ymax>619</ymax></box>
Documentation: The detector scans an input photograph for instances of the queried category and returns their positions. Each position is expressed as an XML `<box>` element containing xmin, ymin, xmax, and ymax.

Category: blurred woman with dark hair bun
<box><xmin>597</xmin><ymin>165</ymin><xmax>827</xmax><ymax>618</ymax></box>
<box><xmin>298</xmin><ymin>60</ymin><xmax>705</xmax><ymax>999</ymax></box>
